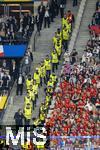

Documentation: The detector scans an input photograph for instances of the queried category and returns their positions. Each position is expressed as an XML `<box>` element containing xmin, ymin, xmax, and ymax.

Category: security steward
<box><xmin>24</xmin><ymin>93</ymin><xmax>32</xmax><ymax>105</ymax></box>
<box><xmin>39</xmin><ymin>102</ymin><xmax>45</xmax><ymax>116</ymax></box>
<box><xmin>39</xmin><ymin>112</ymin><xmax>45</xmax><ymax>125</ymax></box>
<box><xmin>40</xmin><ymin>61</ymin><xmax>46</xmax><ymax>86</ymax></box>
<box><xmin>50</xmin><ymin>73</ymin><xmax>57</xmax><ymax>86</ymax></box>
<box><xmin>27</xmin><ymin>85</ymin><xmax>35</xmax><ymax>110</ymax></box>
<box><xmin>62</xmin><ymin>25</ymin><xmax>69</xmax><ymax>51</ymax></box>
<box><xmin>56</xmin><ymin>28</ymin><xmax>62</xmax><ymax>40</ymax></box>
<box><xmin>55</xmin><ymin>41</ymin><xmax>62</xmax><ymax>60</ymax></box>
<box><xmin>26</xmin><ymin>74</ymin><xmax>33</xmax><ymax>91</ymax></box>
<box><xmin>51</xmin><ymin>49</ymin><xmax>58</xmax><ymax>72</ymax></box>
<box><xmin>44</xmin><ymin>55</ymin><xmax>51</xmax><ymax>81</ymax></box>
<box><xmin>33</xmin><ymin>68</ymin><xmax>40</xmax><ymax>87</ymax></box>
<box><xmin>24</xmin><ymin>102</ymin><xmax>32</xmax><ymax>126</ymax></box>
<box><xmin>52</xmin><ymin>32</ymin><xmax>57</xmax><ymax>46</ymax></box>
<box><xmin>62</xmin><ymin>14</ymin><xmax>68</xmax><ymax>28</ymax></box>
<box><xmin>47</xmin><ymin>78</ymin><xmax>54</xmax><ymax>88</ymax></box>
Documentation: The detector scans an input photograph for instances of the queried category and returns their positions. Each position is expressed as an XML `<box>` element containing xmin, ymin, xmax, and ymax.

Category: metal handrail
<box><xmin>33</xmin><ymin>30</ymin><xmax>38</xmax><ymax>51</ymax></box>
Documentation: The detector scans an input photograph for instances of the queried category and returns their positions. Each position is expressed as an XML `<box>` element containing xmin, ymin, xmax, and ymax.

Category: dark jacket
<box><xmin>14</xmin><ymin>112</ymin><xmax>23</xmax><ymax>126</ymax></box>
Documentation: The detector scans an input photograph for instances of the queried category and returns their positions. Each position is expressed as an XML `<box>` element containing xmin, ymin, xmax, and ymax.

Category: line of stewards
<box><xmin>23</xmin><ymin>101</ymin><xmax>32</xmax><ymax>126</ymax></box>
<box><xmin>26</xmin><ymin>75</ymin><xmax>39</xmax><ymax>110</ymax></box>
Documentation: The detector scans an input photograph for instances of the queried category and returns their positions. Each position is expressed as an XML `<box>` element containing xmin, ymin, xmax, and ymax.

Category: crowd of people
<box><xmin>0</xmin><ymin>12</ymin><xmax>34</xmax><ymax>45</ymax></box>
<box><xmin>45</xmin><ymin>2</ymin><xmax>100</xmax><ymax>149</ymax></box>
<box><xmin>0</xmin><ymin>59</ymin><xmax>20</xmax><ymax>96</ymax></box>
<box><xmin>35</xmin><ymin>0</ymin><xmax>67</xmax><ymax>35</ymax></box>
<box><xmin>89</xmin><ymin>0</ymin><xmax>100</xmax><ymax>37</ymax></box>
<box><xmin>21</xmin><ymin>9</ymin><xmax>73</xmax><ymax>127</ymax></box>
<box><xmin>13</xmin><ymin>6</ymin><xmax>75</xmax><ymax>149</ymax></box>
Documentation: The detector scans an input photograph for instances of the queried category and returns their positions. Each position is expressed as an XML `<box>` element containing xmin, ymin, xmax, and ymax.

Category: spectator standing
<box><xmin>24</xmin><ymin>53</ymin><xmax>31</xmax><ymax>75</ymax></box>
<box><xmin>96</xmin><ymin>0</ymin><xmax>100</xmax><ymax>10</ymax></box>
<box><xmin>44</xmin><ymin>7</ymin><xmax>50</xmax><ymax>28</ymax></box>
<box><xmin>70</xmin><ymin>49</ymin><xmax>78</xmax><ymax>65</ymax></box>
<box><xmin>36</xmin><ymin>13</ymin><xmax>41</xmax><ymax>35</ymax></box>
<box><xmin>14</xmin><ymin>109</ymin><xmax>24</xmax><ymax>134</ymax></box>
<box><xmin>16</xmin><ymin>73</ymin><xmax>24</xmax><ymax>96</ymax></box>
<box><xmin>60</xmin><ymin>2</ymin><xmax>65</xmax><ymax>18</ymax></box>
<box><xmin>1</xmin><ymin>72</ymin><xmax>11</xmax><ymax>95</ymax></box>
<box><xmin>38</xmin><ymin>1</ymin><xmax>45</xmax><ymax>30</ymax></box>
<box><xmin>14</xmin><ymin>109</ymin><xmax>24</xmax><ymax>126</ymax></box>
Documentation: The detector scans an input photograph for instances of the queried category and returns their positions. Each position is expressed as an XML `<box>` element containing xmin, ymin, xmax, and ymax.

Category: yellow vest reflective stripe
<box><xmin>32</xmin><ymin>84</ymin><xmax>38</xmax><ymax>94</ymax></box>
<box><xmin>24</xmin><ymin>107</ymin><xmax>32</xmax><ymax>120</ymax></box>
<box><xmin>55</xmin><ymin>45</ymin><xmax>62</xmax><ymax>56</ymax></box>
<box><xmin>26</xmin><ymin>79</ymin><xmax>33</xmax><ymax>90</ymax></box>
<box><xmin>44</xmin><ymin>59</ymin><xmax>51</xmax><ymax>70</ymax></box>
<box><xmin>57</xmin><ymin>32</ymin><xmax>62</xmax><ymax>39</ymax></box>
<box><xmin>40</xmin><ymin>114</ymin><xmax>45</xmax><ymax>121</ymax></box>
<box><xmin>62</xmin><ymin>18</ymin><xmax>68</xmax><ymax>27</ymax></box>
<box><xmin>52</xmin><ymin>36</ymin><xmax>57</xmax><ymax>45</ymax></box>
<box><xmin>24</xmin><ymin>96</ymin><xmax>31</xmax><ymax>104</ymax></box>
<box><xmin>67</xmin><ymin>23</ymin><xmax>71</xmax><ymax>32</ymax></box>
<box><xmin>28</xmin><ymin>91</ymin><xmax>35</xmax><ymax>101</ymax></box>
<box><xmin>34</xmin><ymin>73</ymin><xmax>40</xmax><ymax>84</ymax></box>
<box><xmin>63</xmin><ymin>29</ymin><xmax>69</xmax><ymax>40</ymax></box>
<box><xmin>40</xmin><ymin>65</ymin><xmax>46</xmax><ymax>77</ymax></box>
<box><xmin>51</xmin><ymin>52</ymin><xmax>58</xmax><ymax>63</ymax></box>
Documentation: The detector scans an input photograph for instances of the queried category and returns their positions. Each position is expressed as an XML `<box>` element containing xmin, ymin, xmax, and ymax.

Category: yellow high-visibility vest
<box><xmin>52</xmin><ymin>36</ymin><xmax>57</xmax><ymax>45</ymax></box>
<box><xmin>33</xmin><ymin>72</ymin><xmax>40</xmax><ymax>84</ymax></box>
<box><xmin>62</xmin><ymin>29</ymin><xmax>69</xmax><ymax>40</ymax></box>
<box><xmin>40</xmin><ymin>113</ymin><xmax>45</xmax><ymax>121</ymax></box>
<box><xmin>55</xmin><ymin>45</ymin><xmax>62</xmax><ymax>56</ymax></box>
<box><xmin>26</xmin><ymin>79</ymin><xmax>33</xmax><ymax>90</ymax></box>
<box><xmin>32</xmin><ymin>84</ymin><xmax>38</xmax><ymax>95</ymax></box>
<box><xmin>47</xmin><ymin>80</ymin><xmax>54</xmax><ymax>87</ymax></box>
<box><xmin>50</xmin><ymin>74</ymin><xmax>57</xmax><ymax>83</ymax></box>
<box><xmin>44</xmin><ymin>59</ymin><xmax>51</xmax><ymax>71</ymax></box>
<box><xmin>28</xmin><ymin>90</ymin><xmax>35</xmax><ymax>101</ymax></box>
<box><xmin>24</xmin><ymin>106</ymin><xmax>32</xmax><ymax>120</ymax></box>
<box><xmin>62</xmin><ymin>18</ymin><xmax>68</xmax><ymax>27</ymax></box>
<box><xmin>24</xmin><ymin>96</ymin><xmax>31</xmax><ymax>104</ymax></box>
<box><xmin>51</xmin><ymin>52</ymin><xmax>58</xmax><ymax>63</ymax></box>
<box><xmin>40</xmin><ymin>65</ymin><xmax>46</xmax><ymax>78</ymax></box>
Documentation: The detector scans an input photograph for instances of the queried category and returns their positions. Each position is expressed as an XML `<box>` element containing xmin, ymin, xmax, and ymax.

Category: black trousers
<box><xmin>24</xmin><ymin>118</ymin><xmax>30</xmax><ymax>126</ymax></box>
<box><xmin>46</xmin><ymin>70</ymin><xmax>51</xmax><ymax>81</ymax></box>
<box><xmin>44</xmin><ymin>17</ymin><xmax>50</xmax><ymax>28</ymax></box>
<box><xmin>52</xmin><ymin>63</ymin><xmax>58</xmax><ymax>72</ymax></box>
<box><xmin>40</xmin><ymin>77</ymin><xmax>46</xmax><ymax>86</ymax></box>
<box><xmin>16</xmin><ymin>84</ymin><xmax>23</xmax><ymax>95</ymax></box>
<box><xmin>63</xmin><ymin>39</ymin><xmax>68</xmax><ymax>51</ymax></box>
<box><xmin>39</xmin><ymin>17</ymin><xmax>44</xmax><ymax>30</ymax></box>
<box><xmin>60</xmin><ymin>8</ymin><xmax>64</xmax><ymax>18</ymax></box>
<box><xmin>36</xmin><ymin>22</ymin><xmax>40</xmax><ymax>35</ymax></box>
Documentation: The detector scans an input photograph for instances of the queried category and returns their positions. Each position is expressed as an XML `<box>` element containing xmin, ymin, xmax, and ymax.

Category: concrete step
<box><xmin>75</xmin><ymin>0</ymin><xmax>96</xmax><ymax>52</ymax></box>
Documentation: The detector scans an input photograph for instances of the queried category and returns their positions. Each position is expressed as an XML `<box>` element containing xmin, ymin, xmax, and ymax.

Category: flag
<box><xmin>0</xmin><ymin>45</ymin><xmax>4</xmax><ymax>57</ymax></box>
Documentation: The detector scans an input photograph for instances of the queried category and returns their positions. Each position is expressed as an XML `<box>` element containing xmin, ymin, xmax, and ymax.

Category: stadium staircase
<box><xmin>74</xmin><ymin>0</ymin><xmax>96</xmax><ymax>56</ymax></box>
<box><xmin>2</xmin><ymin>0</ymin><xmax>79</xmax><ymax>125</ymax></box>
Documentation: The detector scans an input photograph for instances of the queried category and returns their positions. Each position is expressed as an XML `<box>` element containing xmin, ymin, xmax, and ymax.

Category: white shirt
<box><xmin>44</xmin><ymin>10</ymin><xmax>49</xmax><ymax>17</ymax></box>
<box><xmin>18</xmin><ymin>76</ymin><xmax>22</xmax><ymax>84</ymax></box>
